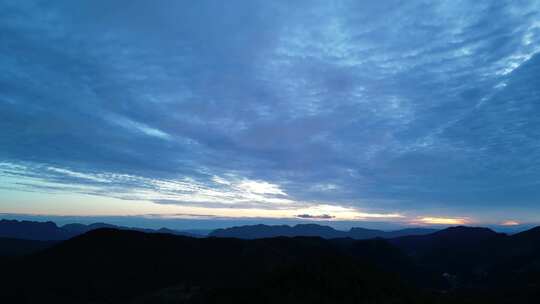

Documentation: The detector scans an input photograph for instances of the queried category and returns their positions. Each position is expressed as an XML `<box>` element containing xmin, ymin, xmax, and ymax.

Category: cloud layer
<box><xmin>1</xmin><ymin>1</ymin><xmax>540</xmax><ymax>224</ymax></box>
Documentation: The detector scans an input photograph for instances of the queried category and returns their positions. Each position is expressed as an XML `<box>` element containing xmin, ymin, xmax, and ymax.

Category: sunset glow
<box><xmin>417</xmin><ymin>217</ymin><xmax>468</xmax><ymax>225</ymax></box>
<box><xmin>501</xmin><ymin>220</ymin><xmax>520</xmax><ymax>226</ymax></box>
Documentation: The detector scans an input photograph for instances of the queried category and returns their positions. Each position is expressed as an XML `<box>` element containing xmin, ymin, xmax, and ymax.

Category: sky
<box><xmin>1</xmin><ymin>0</ymin><xmax>540</xmax><ymax>230</ymax></box>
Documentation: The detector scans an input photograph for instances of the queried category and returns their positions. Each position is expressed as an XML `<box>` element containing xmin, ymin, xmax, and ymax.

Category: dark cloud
<box><xmin>296</xmin><ymin>214</ymin><xmax>335</xmax><ymax>220</ymax></box>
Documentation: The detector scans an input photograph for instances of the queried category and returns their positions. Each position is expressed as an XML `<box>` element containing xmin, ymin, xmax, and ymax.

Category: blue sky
<box><xmin>1</xmin><ymin>0</ymin><xmax>540</xmax><ymax>229</ymax></box>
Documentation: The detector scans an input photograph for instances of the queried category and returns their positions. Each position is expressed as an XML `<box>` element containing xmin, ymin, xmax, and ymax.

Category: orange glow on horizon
<box><xmin>501</xmin><ymin>220</ymin><xmax>520</xmax><ymax>226</ymax></box>
<box><xmin>416</xmin><ymin>217</ymin><xmax>468</xmax><ymax>225</ymax></box>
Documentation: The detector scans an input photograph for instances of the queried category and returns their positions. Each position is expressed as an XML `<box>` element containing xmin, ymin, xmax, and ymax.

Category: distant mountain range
<box><xmin>209</xmin><ymin>223</ymin><xmax>439</xmax><ymax>239</ymax></box>
<box><xmin>0</xmin><ymin>219</ymin><xmax>439</xmax><ymax>242</ymax></box>
<box><xmin>0</xmin><ymin>219</ymin><xmax>201</xmax><ymax>241</ymax></box>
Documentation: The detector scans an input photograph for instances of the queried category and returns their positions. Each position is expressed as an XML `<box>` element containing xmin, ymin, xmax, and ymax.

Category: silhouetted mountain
<box><xmin>62</xmin><ymin>222</ymin><xmax>117</xmax><ymax>235</ymax></box>
<box><xmin>512</xmin><ymin>225</ymin><xmax>540</xmax><ymax>241</ymax></box>
<box><xmin>0</xmin><ymin>219</ymin><xmax>200</xmax><ymax>241</ymax></box>
<box><xmin>384</xmin><ymin>228</ymin><xmax>440</xmax><ymax>238</ymax></box>
<box><xmin>137</xmin><ymin>227</ymin><xmax>202</xmax><ymax>237</ymax></box>
<box><xmin>0</xmin><ymin>228</ymin><xmax>424</xmax><ymax>304</ymax></box>
<box><xmin>210</xmin><ymin>223</ymin><xmax>355</xmax><ymax>239</ymax></box>
<box><xmin>390</xmin><ymin>226</ymin><xmax>506</xmax><ymax>256</ymax></box>
<box><xmin>210</xmin><ymin>223</ymin><xmax>438</xmax><ymax>239</ymax></box>
<box><xmin>349</xmin><ymin>227</ymin><xmax>440</xmax><ymax>239</ymax></box>
<box><xmin>0</xmin><ymin>237</ymin><xmax>57</xmax><ymax>257</ymax></box>
<box><xmin>347</xmin><ymin>227</ymin><xmax>385</xmax><ymax>239</ymax></box>
<box><xmin>483</xmin><ymin>226</ymin><xmax>540</xmax><ymax>293</ymax></box>
<box><xmin>388</xmin><ymin>225</ymin><xmax>540</xmax><ymax>293</ymax></box>
<box><xmin>3</xmin><ymin>226</ymin><xmax>540</xmax><ymax>303</ymax></box>
<box><xmin>0</xmin><ymin>219</ymin><xmax>70</xmax><ymax>240</ymax></box>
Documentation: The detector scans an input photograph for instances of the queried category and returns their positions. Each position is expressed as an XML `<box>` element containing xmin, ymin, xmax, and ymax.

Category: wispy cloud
<box><xmin>106</xmin><ymin>114</ymin><xmax>172</xmax><ymax>141</ymax></box>
<box><xmin>296</xmin><ymin>214</ymin><xmax>334</xmax><ymax>219</ymax></box>
<box><xmin>0</xmin><ymin>161</ymin><xmax>402</xmax><ymax>220</ymax></box>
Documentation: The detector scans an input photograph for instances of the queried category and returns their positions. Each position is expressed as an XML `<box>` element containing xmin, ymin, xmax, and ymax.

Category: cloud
<box><xmin>1</xmin><ymin>162</ymin><xmax>297</xmax><ymax>209</ymax></box>
<box><xmin>237</xmin><ymin>180</ymin><xmax>287</xmax><ymax>196</ymax></box>
<box><xmin>0</xmin><ymin>161</ymin><xmax>402</xmax><ymax>221</ymax></box>
<box><xmin>106</xmin><ymin>114</ymin><xmax>172</xmax><ymax>141</ymax></box>
<box><xmin>1</xmin><ymin>1</ymin><xmax>540</xmax><ymax>224</ymax></box>
<box><xmin>47</xmin><ymin>167</ymin><xmax>110</xmax><ymax>183</ymax></box>
<box><xmin>296</xmin><ymin>214</ymin><xmax>334</xmax><ymax>219</ymax></box>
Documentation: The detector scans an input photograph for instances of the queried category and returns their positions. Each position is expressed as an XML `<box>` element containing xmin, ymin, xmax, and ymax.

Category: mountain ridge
<box><xmin>1</xmin><ymin>228</ymin><xmax>419</xmax><ymax>304</ymax></box>
<box><xmin>0</xmin><ymin>219</ymin><xmax>201</xmax><ymax>241</ymax></box>
<box><xmin>210</xmin><ymin>223</ymin><xmax>439</xmax><ymax>239</ymax></box>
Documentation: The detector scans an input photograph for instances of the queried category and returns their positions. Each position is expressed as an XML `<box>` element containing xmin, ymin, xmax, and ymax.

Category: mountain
<box><xmin>0</xmin><ymin>237</ymin><xmax>57</xmax><ymax>257</ymax></box>
<box><xmin>347</xmin><ymin>227</ymin><xmax>386</xmax><ymax>239</ymax></box>
<box><xmin>210</xmin><ymin>223</ymin><xmax>438</xmax><ymax>239</ymax></box>
<box><xmin>62</xmin><ymin>222</ymin><xmax>118</xmax><ymax>235</ymax></box>
<box><xmin>0</xmin><ymin>219</ymin><xmax>200</xmax><ymax>241</ymax></box>
<box><xmin>0</xmin><ymin>219</ymin><xmax>71</xmax><ymax>240</ymax></box>
<box><xmin>389</xmin><ymin>226</ymin><xmax>540</xmax><ymax>292</ymax></box>
<box><xmin>0</xmin><ymin>228</ymin><xmax>424</xmax><ymax>304</ymax></box>
<box><xmin>511</xmin><ymin>225</ymin><xmax>540</xmax><ymax>243</ymax></box>
<box><xmin>390</xmin><ymin>226</ymin><xmax>506</xmax><ymax>256</ymax></box>
<box><xmin>3</xmin><ymin>226</ymin><xmax>540</xmax><ymax>303</ymax></box>
<box><xmin>349</xmin><ymin>227</ymin><xmax>440</xmax><ymax>239</ymax></box>
<box><xmin>389</xmin><ymin>226</ymin><xmax>508</xmax><ymax>275</ymax></box>
<box><xmin>210</xmin><ymin>223</ymin><xmax>352</xmax><ymax>239</ymax></box>
<box><xmin>383</xmin><ymin>228</ymin><xmax>440</xmax><ymax>238</ymax></box>
<box><xmin>0</xmin><ymin>219</ymin><xmax>435</xmax><ymax>241</ymax></box>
